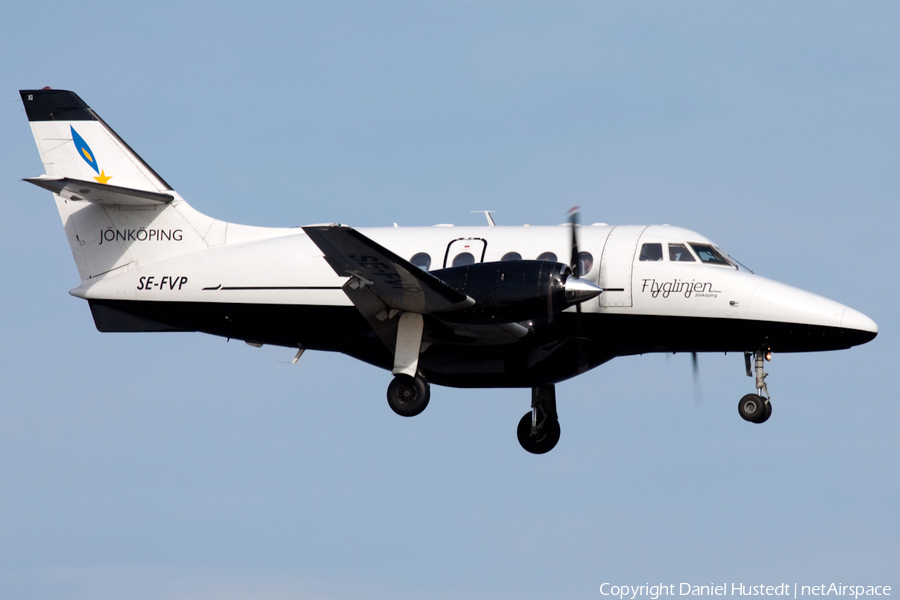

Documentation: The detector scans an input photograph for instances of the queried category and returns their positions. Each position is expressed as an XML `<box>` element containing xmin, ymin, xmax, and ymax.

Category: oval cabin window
<box><xmin>410</xmin><ymin>252</ymin><xmax>432</xmax><ymax>271</ymax></box>
<box><xmin>577</xmin><ymin>251</ymin><xmax>594</xmax><ymax>275</ymax></box>
<box><xmin>452</xmin><ymin>252</ymin><xmax>475</xmax><ymax>267</ymax></box>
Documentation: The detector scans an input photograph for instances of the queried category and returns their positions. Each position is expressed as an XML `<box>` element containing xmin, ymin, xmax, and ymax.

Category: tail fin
<box><xmin>21</xmin><ymin>88</ymin><xmax>173</xmax><ymax>192</ymax></box>
<box><xmin>21</xmin><ymin>89</ymin><xmax>219</xmax><ymax>281</ymax></box>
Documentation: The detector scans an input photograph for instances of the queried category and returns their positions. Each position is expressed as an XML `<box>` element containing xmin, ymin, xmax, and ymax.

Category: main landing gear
<box><xmin>386</xmin><ymin>311</ymin><xmax>430</xmax><ymax>416</ymax></box>
<box><xmin>517</xmin><ymin>385</ymin><xmax>561</xmax><ymax>454</ymax></box>
<box><xmin>386</xmin><ymin>374</ymin><xmax>431</xmax><ymax>417</ymax></box>
<box><xmin>385</xmin><ymin>309</ymin><xmax>562</xmax><ymax>453</ymax></box>
<box><xmin>738</xmin><ymin>349</ymin><xmax>772</xmax><ymax>424</ymax></box>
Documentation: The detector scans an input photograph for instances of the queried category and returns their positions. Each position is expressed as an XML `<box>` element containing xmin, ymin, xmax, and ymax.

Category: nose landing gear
<box><xmin>517</xmin><ymin>385</ymin><xmax>561</xmax><ymax>454</ymax></box>
<box><xmin>739</xmin><ymin>349</ymin><xmax>772</xmax><ymax>424</ymax></box>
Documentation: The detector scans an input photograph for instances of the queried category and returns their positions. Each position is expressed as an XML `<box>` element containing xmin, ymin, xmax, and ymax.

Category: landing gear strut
<box><xmin>387</xmin><ymin>374</ymin><xmax>430</xmax><ymax>417</ymax></box>
<box><xmin>517</xmin><ymin>385</ymin><xmax>561</xmax><ymax>454</ymax></box>
<box><xmin>739</xmin><ymin>349</ymin><xmax>772</xmax><ymax>424</ymax></box>
<box><xmin>386</xmin><ymin>311</ymin><xmax>430</xmax><ymax>416</ymax></box>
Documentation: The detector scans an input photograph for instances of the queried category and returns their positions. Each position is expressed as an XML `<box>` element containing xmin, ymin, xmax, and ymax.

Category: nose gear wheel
<box><xmin>738</xmin><ymin>393</ymin><xmax>771</xmax><ymax>423</ymax></box>
<box><xmin>738</xmin><ymin>349</ymin><xmax>773</xmax><ymax>424</ymax></box>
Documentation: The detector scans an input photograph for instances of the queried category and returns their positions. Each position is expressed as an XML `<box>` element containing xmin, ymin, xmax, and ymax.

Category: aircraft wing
<box><xmin>302</xmin><ymin>225</ymin><xmax>475</xmax><ymax>314</ymax></box>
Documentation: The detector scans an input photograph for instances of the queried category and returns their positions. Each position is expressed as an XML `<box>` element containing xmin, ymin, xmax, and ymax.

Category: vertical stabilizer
<box><xmin>21</xmin><ymin>89</ymin><xmax>171</xmax><ymax>191</ymax></box>
<box><xmin>20</xmin><ymin>89</ymin><xmax>219</xmax><ymax>281</ymax></box>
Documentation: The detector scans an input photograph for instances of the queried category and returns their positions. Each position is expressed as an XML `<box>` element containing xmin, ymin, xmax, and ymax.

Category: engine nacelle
<box><xmin>431</xmin><ymin>260</ymin><xmax>602</xmax><ymax>324</ymax></box>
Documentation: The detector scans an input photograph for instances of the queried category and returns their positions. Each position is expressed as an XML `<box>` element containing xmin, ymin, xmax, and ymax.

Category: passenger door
<box><xmin>598</xmin><ymin>226</ymin><xmax>647</xmax><ymax>307</ymax></box>
<box><xmin>443</xmin><ymin>238</ymin><xmax>487</xmax><ymax>268</ymax></box>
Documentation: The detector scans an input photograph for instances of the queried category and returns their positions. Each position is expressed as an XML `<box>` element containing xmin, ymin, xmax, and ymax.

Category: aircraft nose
<box><xmin>748</xmin><ymin>279</ymin><xmax>845</xmax><ymax>327</ymax></box>
<box><xmin>841</xmin><ymin>307</ymin><xmax>878</xmax><ymax>344</ymax></box>
<box><xmin>748</xmin><ymin>279</ymin><xmax>878</xmax><ymax>349</ymax></box>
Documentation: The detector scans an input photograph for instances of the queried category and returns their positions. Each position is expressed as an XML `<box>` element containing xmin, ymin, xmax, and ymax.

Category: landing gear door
<box><xmin>599</xmin><ymin>225</ymin><xmax>647</xmax><ymax>308</ymax></box>
<box><xmin>443</xmin><ymin>238</ymin><xmax>487</xmax><ymax>268</ymax></box>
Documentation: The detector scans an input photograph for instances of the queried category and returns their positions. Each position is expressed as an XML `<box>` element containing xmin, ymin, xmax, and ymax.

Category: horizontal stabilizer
<box><xmin>303</xmin><ymin>225</ymin><xmax>475</xmax><ymax>314</ymax></box>
<box><xmin>24</xmin><ymin>177</ymin><xmax>174</xmax><ymax>206</ymax></box>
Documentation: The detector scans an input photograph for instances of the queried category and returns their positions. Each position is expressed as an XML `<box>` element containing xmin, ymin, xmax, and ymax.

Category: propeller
<box><xmin>545</xmin><ymin>207</ymin><xmax>601</xmax><ymax>329</ymax></box>
<box><xmin>568</xmin><ymin>206</ymin><xmax>581</xmax><ymax>278</ymax></box>
<box><xmin>568</xmin><ymin>206</ymin><xmax>587</xmax><ymax>371</ymax></box>
<box><xmin>692</xmin><ymin>351</ymin><xmax>704</xmax><ymax>409</ymax></box>
<box><xmin>564</xmin><ymin>207</ymin><xmax>601</xmax><ymax>305</ymax></box>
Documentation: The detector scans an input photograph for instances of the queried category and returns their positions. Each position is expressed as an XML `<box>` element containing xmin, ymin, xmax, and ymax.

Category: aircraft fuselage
<box><xmin>76</xmin><ymin>224</ymin><xmax>876</xmax><ymax>387</ymax></box>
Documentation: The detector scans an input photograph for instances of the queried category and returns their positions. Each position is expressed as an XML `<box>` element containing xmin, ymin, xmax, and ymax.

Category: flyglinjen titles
<box><xmin>600</xmin><ymin>584</ymin><xmax>891</xmax><ymax>599</ymax></box>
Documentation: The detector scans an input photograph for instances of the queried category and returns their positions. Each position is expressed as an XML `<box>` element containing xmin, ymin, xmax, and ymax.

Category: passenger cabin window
<box><xmin>410</xmin><ymin>252</ymin><xmax>431</xmax><ymax>271</ymax></box>
<box><xmin>639</xmin><ymin>243</ymin><xmax>663</xmax><ymax>261</ymax></box>
<box><xmin>452</xmin><ymin>252</ymin><xmax>475</xmax><ymax>267</ymax></box>
<box><xmin>537</xmin><ymin>252</ymin><xmax>557</xmax><ymax>262</ymax></box>
<box><xmin>668</xmin><ymin>244</ymin><xmax>695</xmax><ymax>262</ymax></box>
<box><xmin>689</xmin><ymin>243</ymin><xmax>732</xmax><ymax>266</ymax></box>
<box><xmin>501</xmin><ymin>252</ymin><xmax>522</xmax><ymax>261</ymax></box>
<box><xmin>577</xmin><ymin>251</ymin><xmax>594</xmax><ymax>275</ymax></box>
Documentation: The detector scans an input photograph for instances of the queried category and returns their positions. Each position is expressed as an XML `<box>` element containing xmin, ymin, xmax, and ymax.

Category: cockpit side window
<box><xmin>668</xmin><ymin>243</ymin><xmax>695</xmax><ymax>262</ymax></box>
<box><xmin>689</xmin><ymin>243</ymin><xmax>733</xmax><ymax>266</ymax></box>
<box><xmin>639</xmin><ymin>243</ymin><xmax>663</xmax><ymax>261</ymax></box>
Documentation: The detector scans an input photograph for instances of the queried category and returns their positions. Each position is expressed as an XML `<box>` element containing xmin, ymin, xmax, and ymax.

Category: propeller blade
<box><xmin>568</xmin><ymin>206</ymin><xmax>581</xmax><ymax>277</ymax></box>
<box><xmin>566</xmin><ymin>206</ymin><xmax>588</xmax><ymax>371</ymax></box>
<box><xmin>692</xmin><ymin>352</ymin><xmax>704</xmax><ymax>409</ymax></box>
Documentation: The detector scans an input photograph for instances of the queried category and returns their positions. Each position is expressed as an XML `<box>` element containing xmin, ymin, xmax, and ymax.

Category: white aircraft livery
<box><xmin>20</xmin><ymin>88</ymin><xmax>878</xmax><ymax>453</ymax></box>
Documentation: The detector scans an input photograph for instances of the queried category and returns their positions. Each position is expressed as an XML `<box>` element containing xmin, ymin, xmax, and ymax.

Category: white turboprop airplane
<box><xmin>20</xmin><ymin>88</ymin><xmax>878</xmax><ymax>453</ymax></box>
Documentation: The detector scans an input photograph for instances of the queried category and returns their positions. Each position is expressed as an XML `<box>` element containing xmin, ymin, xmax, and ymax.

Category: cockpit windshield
<box><xmin>689</xmin><ymin>243</ymin><xmax>734</xmax><ymax>267</ymax></box>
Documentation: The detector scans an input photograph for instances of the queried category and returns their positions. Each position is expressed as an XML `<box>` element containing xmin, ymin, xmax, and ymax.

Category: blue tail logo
<box><xmin>71</xmin><ymin>126</ymin><xmax>112</xmax><ymax>184</ymax></box>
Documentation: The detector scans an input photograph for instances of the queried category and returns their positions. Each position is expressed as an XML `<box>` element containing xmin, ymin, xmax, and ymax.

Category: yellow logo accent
<box><xmin>93</xmin><ymin>169</ymin><xmax>112</xmax><ymax>184</ymax></box>
<box><xmin>81</xmin><ymin>148</ymin><xmax>93</xmax><ymax>163</ymax></box>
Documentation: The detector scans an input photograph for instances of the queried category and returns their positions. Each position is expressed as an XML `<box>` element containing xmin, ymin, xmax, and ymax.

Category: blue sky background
<box><xmin>1</xmin><ymin>2</ymin><xmax>897</xmax><ymax>598</ymax></box>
